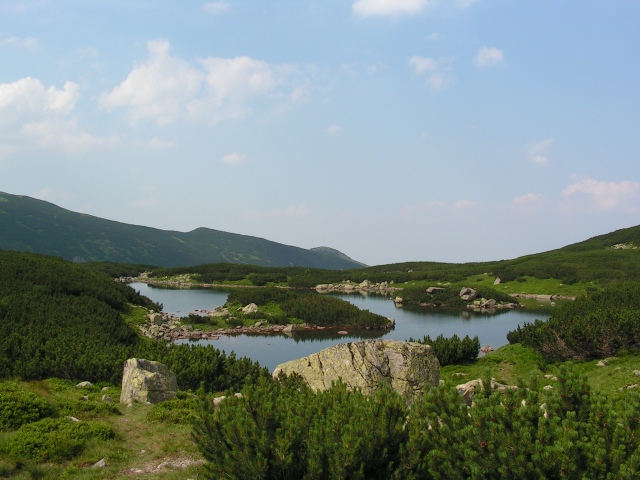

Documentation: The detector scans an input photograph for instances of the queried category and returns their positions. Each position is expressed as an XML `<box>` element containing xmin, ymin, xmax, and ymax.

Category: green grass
<box><xmin>440</xmin><ymin>343</ymin><xmax>640</xmax><ymax>400</ymax></box>
<box><xmin>0</xmin><ymin>379</ymin><xmax>204</xmax><ymax>479</ymax></box>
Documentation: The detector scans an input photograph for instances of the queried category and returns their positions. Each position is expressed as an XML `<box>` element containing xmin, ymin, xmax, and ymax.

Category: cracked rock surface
<box><xmin>273</xmin><ymin>339</ymin><xmax>440</xmax><ymax>403</ymax></box>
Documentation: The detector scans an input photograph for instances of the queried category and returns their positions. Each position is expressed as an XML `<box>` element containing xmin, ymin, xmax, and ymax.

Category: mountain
<box><xmin>0</xmin><ymin>192</ymin><xmax>365</xmax><ymax>269</ymax></box>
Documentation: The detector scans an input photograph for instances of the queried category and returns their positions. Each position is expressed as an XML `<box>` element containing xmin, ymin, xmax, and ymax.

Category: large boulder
<box><xmin>459</xmin><ymin>287</ymin><xmax>478</xmax><ymax>301</ymax></box>
<box><xmin>120</xmin><ymin>358</ymin><xmax>177</xmax><ymax>405</ymax></box>
<box><xmin>272</xmin><ymin>340</ymin><xmax>440</xmax><ymax>403</ymax></box>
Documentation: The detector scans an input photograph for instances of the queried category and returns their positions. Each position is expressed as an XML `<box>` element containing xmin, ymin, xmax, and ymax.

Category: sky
<box><xmin>1</xmin><ymin>1</ymin><xmax>639</xmax><ymax>266</ymax></box>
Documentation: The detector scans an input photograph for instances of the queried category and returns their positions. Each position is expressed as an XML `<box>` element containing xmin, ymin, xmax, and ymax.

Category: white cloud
<box><xmin>221</xmin><ymin>152</ymin><xmax>245</xmax><ymax>165</ymax></box>
<box><xmin>353</xmin><ymin>0</ymin><xmax>429</xmax><ymax>17</ymax></box>
<box><xmin>562</xmin><ymin>178</ymin><xmax>640</xmax><ymax>211</ymax></box>
<box><xmin>409</xmin><ymin>56</ymin><xmax>454</xmax><ymax>90</ymax></box>
<box><xmin>511</xmin><ymin>193</ymin><xmax>542</xmax><ymax>214</ymax></box>
<box><xmin>0</xmin><ymin>77</ymin><xmax>79</xmax><ymax>125</ymax></box>
<box><xmin>528</xmin><ymin>138</ymin><xmax>554</xmax><ymax>166</ymax></box>
<box><xmin>326</xmin><ymin>124</ymin><xmax>342</xmax><ymax>135</ymax></box>
<box><xmin>100</xmin><ymin>40</ymin><xmax>202</xmax><ymax>125</ymax></box>
<box><xmin>202</xmin><ymin>2</ymin><xmax>229</xmax><ymax>14</ymax></box>
<box><xmin>474</xmin><ymin>46</ymin><xmax>505</xmax><ymax>67</ymax></box>
<box><xmin>101</xmin><ymin>40</ymin><xmax>305</xmax><ymax>125</ymax></box>
<box><xmin>0</xmin><ymin>77</ymin><xmax>114</xmax><ymax>154</ymax></box>
<box><xmin>0</xmin><ymin>35</ymin><xmax>38</xmax><ymax>49</ymax></box>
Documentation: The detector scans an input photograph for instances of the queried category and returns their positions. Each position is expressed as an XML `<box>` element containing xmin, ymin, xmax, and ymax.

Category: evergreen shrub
<box><xmin>0</xmin><ymin>384</ymin><xmax>54</xmax><ymax>430</ymax></box>
<box><xmin>4</xmin><ymin>418</ymin><xmax>116</xmax><ymax>462</ymax></box>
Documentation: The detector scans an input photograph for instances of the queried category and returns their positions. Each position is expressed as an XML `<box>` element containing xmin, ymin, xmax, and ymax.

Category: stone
<box><xmin>459</xmin><ymin>287</ymin><xmax>478</xmax><ymax>301</ymax></box>
<box><xmin>426</xmin><ymin>287</ymin><xmax>445</xmax><ymax>294</ymax></box>
<box><xmin>102</xmin><ymin>394</ymin><xmax>114</xmax><ymax>403</ymax></box>
<box><xmin>120</xmin><ymin>358</ymin><xmax>177</xmax><ymax>405</ymax></box>
<box><xmin>76</xmin><ymin>381</ymin><xmax>93</xmax><ymax>388</ymax></box>
<box><xmin>91</xmin><ymin>458</ymin><xmax>107</xmax><ymax>468</ymax></box>
<box><xmin>493</xmin><ymin>277</ymin><xmax>501</xmax><ymax>285</ymax></box>
<box><xmin>272</xmin><ymin>340</ymin><xmax>440</xmax><ymax>403</ymax></box>
<box><xmin>242</xmin><ymin>303</ymin><xmax>258</xmax><ymax>314</ymax></box>
<box><xmin>148</xmin><ymin>312</ymin><xmax>165</xmax><ymax>325</ymax></box>
<box><xmin>455</xmin><ymin>378</ymin><xmax>517</xmax><ymax>406</ymax></box>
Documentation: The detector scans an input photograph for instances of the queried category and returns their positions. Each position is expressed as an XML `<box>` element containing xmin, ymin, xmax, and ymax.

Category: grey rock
<box><xmin>456</xmin><ymin>378</ymin><xmax>517</xmax><ymax>406</ymax></box>
<box><xmin>273</xmin><ymin>340</ymin><xmax>440</xmax><ymax>403</ymax></box>
<box><xmin>459</xmin><ymin>287</ymin><xmax>478</xmax><ymax>301</ymax></box>
<box><xmin>120</xmin><ymin>358</ymin><xmax>177</xmax><ymax>405</ymax></box>
<box><xmin>242</xmin><ymin>303</ymin><xmax>258</xmax><ymax>314</ymax></box>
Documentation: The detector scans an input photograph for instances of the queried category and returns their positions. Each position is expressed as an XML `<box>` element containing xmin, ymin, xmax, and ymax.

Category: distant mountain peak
<box><xmin>310</xmin><ymin>246</ymin><xmax>368</xmax><ymax>267</ymax></box>
<box><xmin>0</xmin><ymin>191</ymin><xmax>366</xmax><ymax>269</ymax></box>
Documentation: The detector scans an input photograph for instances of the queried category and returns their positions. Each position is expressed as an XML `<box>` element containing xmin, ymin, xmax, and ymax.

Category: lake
<box><xmin>129</xmin><ymin>282</ymin><xmax>551</xmax><ymax>372</ymax></box>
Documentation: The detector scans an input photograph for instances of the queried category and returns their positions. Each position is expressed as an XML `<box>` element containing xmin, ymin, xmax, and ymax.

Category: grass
<box><xmin>396</xmin><ymin>274</ymin><xmax>591</xmax><ymax>299</ymax></box>
<box><xmin>440</xmin><ymin>343</ymin><xmax>640</xmax><ymax>400</ymax></box>
<box><xmin>0</xmin><ymin>379</ymin><xmax>204</xmax><ymax>479</ymax></box>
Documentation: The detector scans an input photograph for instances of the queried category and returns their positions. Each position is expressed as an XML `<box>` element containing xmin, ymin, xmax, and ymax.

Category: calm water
<box><xmin>130</xmin><ymin>283</ymin><xmax>551</xmax><ymax>372</ymax></box>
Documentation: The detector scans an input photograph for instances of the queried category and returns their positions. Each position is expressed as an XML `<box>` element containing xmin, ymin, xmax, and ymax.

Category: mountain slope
<box><xmin>0</xmin><ymin>192</ymin><xmax>365</xmax><ymax>269</ymax></box>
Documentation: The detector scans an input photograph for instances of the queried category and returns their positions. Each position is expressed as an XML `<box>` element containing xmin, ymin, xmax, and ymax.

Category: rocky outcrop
<box><xmin>272</xmin><ymin>339</ymin><xmax>440</xmax><ymax>403</ymax></box>
<box><xmin>241</xmin><ymin>303</ymin><xmax>258</xmax><ymax>314</ymax></box>
<box><xmin>510</xmin><ymin>293</ymin><xmax>576</xmax><ymax>301</ymax></box>
<box><xmin>120</xmin><ymin>358</ymin><xmax>177</xmax><ymax>405</ymax></box>
<box><xmin>315</xmin><ymin>280</ymin><xmax>401</xmax><ymax>294</ymax></box>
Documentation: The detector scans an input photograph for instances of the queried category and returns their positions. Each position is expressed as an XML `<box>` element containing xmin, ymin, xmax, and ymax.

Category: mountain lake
<box><xmin>130</xmin><ymin>282</ymin><xmax>553</xmax><ymax>372</ymax></box>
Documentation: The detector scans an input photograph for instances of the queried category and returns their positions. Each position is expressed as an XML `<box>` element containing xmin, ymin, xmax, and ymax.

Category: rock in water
<box><xmin>120</xmin><ymin>358</ymin><xmax>177</xmax><ymax>404</ymax></box>
<box><xmin>272</xmin><ymin>340</ymin><xmax>440</xmax><ymax>403</ymax></box>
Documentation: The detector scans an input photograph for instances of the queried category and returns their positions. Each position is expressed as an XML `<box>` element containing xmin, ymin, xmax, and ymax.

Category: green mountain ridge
<box><xmin>0</xmin><ymin>192</ymin><xmax>365</xmax><ymax>269</ymax></box>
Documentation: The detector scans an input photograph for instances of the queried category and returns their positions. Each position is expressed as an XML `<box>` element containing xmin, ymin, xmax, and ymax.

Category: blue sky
<box><xmin>1</xmin><ymin>0</ymin><xmax>639</xmax><ymax>266</ymax></box>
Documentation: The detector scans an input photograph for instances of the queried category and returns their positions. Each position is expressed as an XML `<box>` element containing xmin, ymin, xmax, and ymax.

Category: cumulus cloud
<box><xmin>528</xmin><ymin>138</ymin><xmax>554</xmax><ymax>166</ymax></box>
<box><xmin>353</xmin><ymin>0</ymin><xmax>429</xmax><ymax>17</ymax></box>
<box><xmin>101</xmin><ymin>40</ymin><xmax>305</xmax><ymax>125</ymax></box>
<box><xmin>221</xmin><ymin>152</ymin><xmax>245</xmax><ymax>165</ymax></box>
<box><xmin>202</xmin><ymin>2</ymin><xmax>229</xmax><ymax>14</ymax></box>
<box><xmin>563</xmin><ymin>178</ymin><xmax>640</xmax><ymax>211</ymax></box>
<box><xmin>511</xmin><ymin>193</ymin><xmax>543</xmax><ymax>214</ymax></box>
<box><xmin>100</xmin><ymin>40</ymin><xmax>202</xmax><ymax>125</ymax></box>
<box><xmin>0</xmin><ymin>77</ymin><xmax>79</xmax><ymax>124</ymax></box>
<box><xmin>0</xmin><ymin>77</ymin><xmax>114</xmax><ymax>154</ymax></box>
<box><xmin>409</xmin><ymin>55</ymin><xmax>453</xmax><ymax>90</ymax></box>
<box><xmin>474</xmin><ymin>46</ymin><xmax>505</xmax><ymax>67</ymax></box>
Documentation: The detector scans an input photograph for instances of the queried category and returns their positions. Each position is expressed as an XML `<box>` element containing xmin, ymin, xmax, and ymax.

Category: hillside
<box><xmin>0</xmin><ymin>192</ymin><xmax>364</xmax><ymax>269</ymax></box>
<box><xmin>352</xmin><ymin>224</ymin><xmax>640</xmax><ymax>286</ymax></box>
